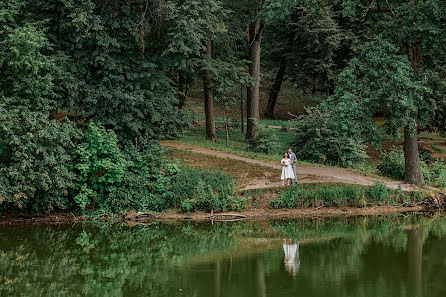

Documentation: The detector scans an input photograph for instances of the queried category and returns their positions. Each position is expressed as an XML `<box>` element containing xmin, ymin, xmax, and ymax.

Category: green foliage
<box><xmin>165</xmin><ymin>166</ymin><xmax>244</xmax><ymax>212</ymax></box>
<box><xmin>73</xmin><ymin>122</ymin><xmax>179</xmax><ymax>213</ymax></box>
<box><xmin>291</xmin><ymin>107</ymin><xmax>367</xmax><ymax>167</ymax></box>
<box><xmin>73</xmin><ymin>122</ymin><xmax>128</xmax><ymax>209</ymax></box>
<box><xmin>270</xmin><ymin>183</ymin><xmax>424</xmax><ymax>209</ymax></box>
<box><xmin>378</xmin><ymin>147</ymin><xmax>446</xmax><ymax>189</ymax></box>
<box><xmin>26</xmin><ymin>0</ymin><xmax>187</xmax><ymax>140</ymax></box>
<box><xmin>422</xmin><ymin>159</ymin><xmax>446</xmax><ymax>189</ymax></box>
<box><xmin>73</xmin><ymin>123</ymin><xmax>242</xmax><ymax>213</ymax></box>
<box><xmin>366</xmin><ymin>181</ymin><xmax>391</xmax><ymax>202</ymax></box>
<box><xmin>247</xmin><ymin>121</ymin><xmax>278</xmax><ymax>154</ymax></box>
<box><xmin>377</xmin><ymin>147</ymin><xmax>406</xmax><ymax>180</ymax></box>
<box><xmin>327</xmin><ymin>37</ymin><xmax>432</xmax><ymax>145</ymax></box>
<box><xmin>0</xmin><ymin>5</ymin><xmax>80</xmax><ymax>212</ymax></box>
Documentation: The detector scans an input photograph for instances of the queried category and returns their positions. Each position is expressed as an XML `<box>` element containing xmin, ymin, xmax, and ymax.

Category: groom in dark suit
<box><xmin>288</xmin><ymin>147</ymin><xmax>297</xmax><ymax>184</ymax></box>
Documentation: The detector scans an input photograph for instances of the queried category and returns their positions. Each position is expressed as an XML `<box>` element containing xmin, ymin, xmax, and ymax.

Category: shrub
<box><xmin>378</xmin><ymin>147</ymin><xmax>446</xmax><ymax>189</ymax></box>
<box><xmin>247</xmin><ymin>120</ymin><xmax>278</xmax><ymax>154</ymax></box>
<box><xmin>423</xmin><ymin>159</ymin><xmax>446</xmax><ymax>188</ymax></box>
<box><xmin>165</xmin><ymin>166</ymin><xmax>242</xmax><ymax>212</ymax></box>
<box><xmin>367</xmin><ymin>181</ymin><xmax>391</xmax><ymax>203</ymax></box>
<box><xmin>109</xmin><ymin>141</ymin><xmax>178</xmax><ymax>212</ymax></box>
<box><xmin>291</xmin><ymin>107</ymin><xmax>367</xmax><ymax>167</ymax></box>
<box><xmin>72</xmin><ymin>122</ymin><xmax>175</xmax><ymax>213</ymax></box>
<box><xmin>73</xmin><ymin>122</ymin><xmax>128</xmax><ymax>209</ymax></box>
<box><xmin>377</xmin><ymin>147</ymin><xmax>405</xmax><ymax>180</ymax></box>
<box><xmin>0</xmin><ymin>116</ymin><xmax>79</xmax><ymax>212</ymax></box>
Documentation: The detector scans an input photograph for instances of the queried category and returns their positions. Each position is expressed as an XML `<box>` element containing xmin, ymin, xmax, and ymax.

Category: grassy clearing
<box><xmin>171</xmin><ymin>127</ymin><xmax>384</xmax><ymax>179</ymax></box>
<box><xmin>170</xmin><ymin>149</ymin><xmax>280</xmax><ymax>189</ymax></box>
<box><xmin>431</xmin><ymin>145</ymin><xmax>446</xmax><ymax>154</ymax></box>
<box><xmin>185</xmin><ymin>112</ymin><xmax>291</xmax><ymax>128</ymax></box>
<box><xmin>185</xmin><ymin>79</ymin><xmax>317</xmax><ymax>121</ymax></box>
<box><xmin>174</xmin><ymin>127</ymin><xmax>297</xmax><ymax>163</ymax></box>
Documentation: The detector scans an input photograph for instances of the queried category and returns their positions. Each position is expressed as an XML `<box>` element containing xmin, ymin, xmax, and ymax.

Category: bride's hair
<box><xmin>284</xmin><ymin>152</ymin><xmax>288</xmax><ymax>158</ymax></box>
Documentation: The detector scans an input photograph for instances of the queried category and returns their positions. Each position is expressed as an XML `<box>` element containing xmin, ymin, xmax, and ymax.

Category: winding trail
<box><xmin>163</xmin><ymin>142</ymin><xmax>423</xmax><ymax>191</ymax></box>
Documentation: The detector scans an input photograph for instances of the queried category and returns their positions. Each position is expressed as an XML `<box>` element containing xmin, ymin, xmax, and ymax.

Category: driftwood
<box><xmin>122</xmin><ymin>211</ymin><xmax>155</xmax><ymax>222</ymax></box>
<box><xmin>423</xmin><ymin>193</ymin><xmax>446</xmax><ymax>211</ymax></box>
<box><xmin>121</xmin><ymin>211</ymin><xmax>247</xmax><ymax>223</ymax></box>
<box><xmin>209</xmin><ymin>213</ymin><xmax>247</xmax><ymax>221</ymax></box>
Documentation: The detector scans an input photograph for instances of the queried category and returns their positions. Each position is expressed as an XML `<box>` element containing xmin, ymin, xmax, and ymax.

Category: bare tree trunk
<box><xmin>264</xmin><ymin>59</ymin><xmax>286</xmax><ymax>118</ymax></box>
<box><xmin>177</xmin><ymin>71</ymin><xmax>187</xmax><ymax>109</ymax></box>
<box><xmin>136</xmin><ymin>0</ymin><xmax>147</xmax><ymax>57</ymax></box>
<box><xmin>246</xmin><ymin>16</ymin><xmax>264</xmax><ymax>140</ymax></box>
<box><xmin>404</xmin><ymin>4</ymin><xmax>424</xmax><ymax>186</ymax></box>
<box><xmin>203</xmin><ymin>38</ymin><xmax>217</xmax><ymax>141</ymax></box>
<box><xmin>404</xmin><ymin>126</ymin><xmax>424</xmax><ymax>185</ymax></box>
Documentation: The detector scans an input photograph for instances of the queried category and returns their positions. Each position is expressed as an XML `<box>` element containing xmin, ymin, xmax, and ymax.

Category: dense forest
<box><xmin>1</xmin><ymin>0</ymin><xmax>446</xmax><ymax>214</ymax></box>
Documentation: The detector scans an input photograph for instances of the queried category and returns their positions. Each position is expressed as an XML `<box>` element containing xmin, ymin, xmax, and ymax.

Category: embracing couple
<box><xmin>281</xmin><ymin>148</ymin><xmax>297</xmax><ymax>186</ymax></box>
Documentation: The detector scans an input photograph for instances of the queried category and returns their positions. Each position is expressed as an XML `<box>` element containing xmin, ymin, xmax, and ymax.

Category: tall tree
<box><xmin>245</xmin><ymin>0</ymin><xmax>264</xmax><ymax>139</ymax></box>
<box><xmin>203</xmin><ymin>38</ymin><xmax>217</xmax><ymax>141</ymax></box>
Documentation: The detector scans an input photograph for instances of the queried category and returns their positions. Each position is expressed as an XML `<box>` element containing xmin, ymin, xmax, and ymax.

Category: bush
<box><xmin>247</xmin><ymin>121</ymin><xmax>278</xmax><ymax>154</ymax></box>
<box><xmin>72</xmin><ymin>122</ymin><xmax>176</xmax><ymax>213</ymax></box>
<box><xmin>378</xmin><ymin>147</ymin><xmax>446</xmax><ymax>188</ymax></box>
<box><xmin>291</xmin><ymin>107</ymin><xmax>367</xmax><ymax>167</ymax></box>
<box><xmin>423</xmin><ymin>159</ymin><xmax>446</xmax><ymax>188</ymax></box>
<box><xmin>367</xmin><ymin>181</ymin><xmax>391</xmax><ymax>202</ymax></box>
<box><xmin>164</xmin><ymin>166</ymin><xmax>244</xmax><ymax>212</ymax></box>
<box><xmin>0</xmin><ymin>116</ymin><xmax>80</xmax><ymax>212</ymax></box>
<box><xmin>73</xmin><ymin>122</ymin><xmax>129</xmax><ymax>209</ymax></box>
<box><xmin>377</xmin><ymin>147</ymin><xmax>406</xmax><ymax>180</ymax></box>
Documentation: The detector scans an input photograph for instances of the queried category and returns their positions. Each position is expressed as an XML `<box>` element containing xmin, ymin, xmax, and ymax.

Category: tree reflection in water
<box><xmin>0</xmin><ymin>215</ymin><xmax>445</xmax><ymax>297</ymax></box>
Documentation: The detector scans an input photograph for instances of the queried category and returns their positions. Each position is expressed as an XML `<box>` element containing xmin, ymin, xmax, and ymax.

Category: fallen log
<box><xmin>122</xmin><ymin>211</ymin><xmax>155</xmax><ymax>222</ymax></box>
<box><xmin>209</xmin><ymin>213</ymin><xmax>247</xmax><ymax>221</ymax></box>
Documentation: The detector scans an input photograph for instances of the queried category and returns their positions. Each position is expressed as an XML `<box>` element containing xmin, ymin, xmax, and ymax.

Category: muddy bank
<box><xmin>1</xmin><ymin>205</ymin><xmax>429</xmax><ymax>226</ymax></box>
<box><xmin>141</xmin><ymin>205</ymin><xmax>427</xmax><ymax>222</ymax></box>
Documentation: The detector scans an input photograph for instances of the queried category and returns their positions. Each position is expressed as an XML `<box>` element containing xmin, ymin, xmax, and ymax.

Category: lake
<box><xmin>1</xmin><ymin>215</ymin><xmax>445</xmax><ymax>297</ymax></box>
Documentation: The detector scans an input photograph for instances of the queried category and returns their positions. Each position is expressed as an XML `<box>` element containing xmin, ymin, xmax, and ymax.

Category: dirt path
<box><xmin>163</xmin><ymin>142</ymin><xmax>421</xmax><ymax>191</ymax></box>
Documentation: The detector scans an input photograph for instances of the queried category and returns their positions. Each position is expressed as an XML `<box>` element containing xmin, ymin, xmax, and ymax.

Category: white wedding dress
<box><xmin>281</xmin><ymin>158</ymin><xmax>295</xmax><ymax>180</ymax></box>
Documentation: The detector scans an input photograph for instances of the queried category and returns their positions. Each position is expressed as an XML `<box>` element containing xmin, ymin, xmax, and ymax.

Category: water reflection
<box><xmin>407</xmin><ymin>225</ymin><xmax>426</xmax><ymax>297</ymax></box>
<box><xmin>283</xmin><ymin>239</ymin><xmax>300</xmax><ymax>276</ymax></box>
<box><xmin>0</xmin><ymin>215</ymin><xmax>445</xmax><ymax>297</ymax></box>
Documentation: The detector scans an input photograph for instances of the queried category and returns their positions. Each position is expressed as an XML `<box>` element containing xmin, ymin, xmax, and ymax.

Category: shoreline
<box><xmin>0</xmin><ymin>205</ymin><xmax>428</xmax><ymax>225</ymax></box>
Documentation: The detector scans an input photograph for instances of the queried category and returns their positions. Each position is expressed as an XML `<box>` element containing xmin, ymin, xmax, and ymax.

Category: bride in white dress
<box><xmin>281</xmin><ymin>152</ymin><xmax>295</xmax><ymax>186</ymax></box>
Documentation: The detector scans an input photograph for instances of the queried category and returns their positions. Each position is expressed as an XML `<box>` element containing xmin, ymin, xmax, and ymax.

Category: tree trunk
<box><xmin>404</xmin><ymin>5</ymin><xmax>424</xmax><ymax>185</ymax></box>
<box><xmin>246</xmin><ymin>17</ymin><xmax>264</xmax><ymax>139</ymax></box>
<box><xmin>178</xmin><ymin>71</ymin><xmax>187</xmax><ymax>109</ymax></box>
<box><xmin>136</xmin><ymin>0</ymin><xmax>147</xmax><ymax>57</ymax></box>
<box><xmin>264</xmin><ymin>59</ymin><xmax>286</xmax><ymax>118</ymax></box>
<box><xmin>403</xmin><ymin>126</ymin><xmax>425</xmax><ymax>185</ymax></box>
<box><xmin>203</xmin><ymin>38</ymin><xmax>217</xmax><ymax>141</ymax></box>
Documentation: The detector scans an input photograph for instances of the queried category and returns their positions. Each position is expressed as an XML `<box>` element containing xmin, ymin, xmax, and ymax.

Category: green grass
<box><xmin>172</xmin><ymin>127</ymin><xmax>318</xmax><ymax>164</ymax></box>
<box><xmin>431</xmin><ymin>145</ymin><xmax>446</xmax><ymax>153</ymax></box>
<box><xmin>186</xmin><ymin>112</ymin><xmax>291</xmax><ymax>128</ymax></box>
<box><xmin>268</xmin><ymin>182</ymin><xmax>428</xmax><ymax>209</ymax></box>
<box><xmin>170</xmin><ymin>127</ymin><xmax>391</xmax><ymax>180</ymax></box>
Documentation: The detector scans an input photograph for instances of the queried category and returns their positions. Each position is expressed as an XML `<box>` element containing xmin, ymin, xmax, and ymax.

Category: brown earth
<box><xmin>164</xmin><ymin>142</ymin><xmax>426</xmax><ymax>191</ymax></box>
<box><xmin>151</xmin><ymin>206</ymin><xmax>425</xmax><ymax>222</ymax></box>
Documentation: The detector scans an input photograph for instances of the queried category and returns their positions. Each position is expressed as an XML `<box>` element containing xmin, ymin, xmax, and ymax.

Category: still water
<box><xmin>1</xmin><ymin>215</ymin><xmax>445</xmax><ymax>297</ymax></box>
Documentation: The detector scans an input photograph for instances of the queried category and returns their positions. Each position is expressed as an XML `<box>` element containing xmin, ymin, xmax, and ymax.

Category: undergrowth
<box><xmin>269</xmin><ymin>182</ymin><xmax>428</xmax><ymax>209</ymax></box>
<box><xmin>378</xmin><ymin>147</ymin><xmax>446</xmax><ymax>188</ymax></box>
